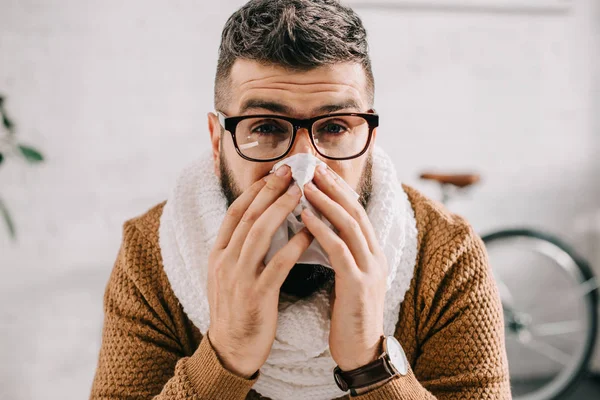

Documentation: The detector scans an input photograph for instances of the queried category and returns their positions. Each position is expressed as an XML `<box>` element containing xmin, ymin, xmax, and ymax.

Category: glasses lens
<box><xmin>312</xmin><ymin>116</ymin><xmax>370</xmax><ymax>158</ymax></box>
<box><xmin>233</xmin><ymin>117</ymin><xmax>294</xmax><ymax>160</ymax></box>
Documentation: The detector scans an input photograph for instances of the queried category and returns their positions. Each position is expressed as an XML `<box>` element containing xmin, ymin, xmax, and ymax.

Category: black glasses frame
<box><xmin>218</xmin><ymin>112</ymin><xmax>379</xmax><ymax>162</ymax></box>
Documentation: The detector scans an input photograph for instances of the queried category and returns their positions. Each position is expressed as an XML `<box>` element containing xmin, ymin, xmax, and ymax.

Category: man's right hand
<box><xmin>206</xmin><ymin>165</ymin><xmax>312</xmax><ymax>378</ymax></box>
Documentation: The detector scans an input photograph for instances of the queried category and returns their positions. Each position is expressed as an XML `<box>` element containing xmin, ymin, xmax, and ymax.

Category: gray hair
<box><xmin>214</xmin><ymin>0</ymin><xmax>374</xmax><ymax>109</ymax></box>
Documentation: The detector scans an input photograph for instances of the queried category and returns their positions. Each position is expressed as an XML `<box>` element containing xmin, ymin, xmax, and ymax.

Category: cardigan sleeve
<box><xmin>351</xmin><ymin>228</ymin><xmax>511</xmax><ymax>399</ymax></box>
<box><xmin>89</xmin><ymin>222</ymin><xmax>257</xmax><ymax>400</ymax></box>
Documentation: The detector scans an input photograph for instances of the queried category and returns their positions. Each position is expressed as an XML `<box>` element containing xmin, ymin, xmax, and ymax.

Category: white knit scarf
<box><xmin>158</xmin><ymin>146</ymin><xmax>418</xmax><ymax>400</ymax></box>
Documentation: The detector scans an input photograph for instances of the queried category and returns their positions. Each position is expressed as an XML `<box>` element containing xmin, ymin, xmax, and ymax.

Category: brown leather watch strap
<box><xmin>333</xmin><ymin>356</ymin><xmax>395</xmax><ymax>391</ymax></box>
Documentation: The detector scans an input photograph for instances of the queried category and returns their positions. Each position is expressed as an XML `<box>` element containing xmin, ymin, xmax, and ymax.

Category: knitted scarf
<box><xmin>158</xmin><ymin>147</ymin><xmax>418</xmax><ymax>400</ymax></box>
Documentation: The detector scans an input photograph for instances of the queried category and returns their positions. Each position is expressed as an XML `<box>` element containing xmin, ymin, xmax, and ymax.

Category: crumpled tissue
<box><xmin>264</xmin><ymin>153</ymin><xmax>359</xmax><ymax>268</ymax></box>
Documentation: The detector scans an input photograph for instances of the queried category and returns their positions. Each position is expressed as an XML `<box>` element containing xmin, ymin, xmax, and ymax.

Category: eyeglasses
<box><xmin>217</xmin><ymin>111</ymin><xmax>379</xmax><ymax>162</ymax></box>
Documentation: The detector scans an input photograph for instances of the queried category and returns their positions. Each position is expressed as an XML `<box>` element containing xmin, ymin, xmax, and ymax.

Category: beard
<box><xmin>219</xmin><ymin>149</ymin><xmax>373</xmax><ymax>299</ymax></box>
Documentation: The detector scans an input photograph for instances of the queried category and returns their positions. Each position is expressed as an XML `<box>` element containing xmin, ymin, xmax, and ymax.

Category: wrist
<box><xmin>187</xmin><ymin>336</ymin><xmax>258</xmax><ymax>398</ymax></box>
<box><xmin>207</xmin><ymin>331</ymin><xmax>258</xmax><ymax>379</ymax></box>
<box><xmin>333</xmin><ymin>335</ymin><xmax>408</xmax><ymax>394</ymax></box>
<box><xmin>336</xmin><ymin>335</ymin><xmax>383</xmax><ymax>371</ymax></box>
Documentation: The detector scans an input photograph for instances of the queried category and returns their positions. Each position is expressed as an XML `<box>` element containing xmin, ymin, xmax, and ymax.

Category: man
<box><xmin>90</xmin><ymin>0</ymin><xmax>510</xmax><ymax>399</ymax></box>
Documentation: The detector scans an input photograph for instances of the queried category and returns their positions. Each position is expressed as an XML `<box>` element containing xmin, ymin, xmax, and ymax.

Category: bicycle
<box><xmin>420</xmin><ymin>172</ymin><xmax>599</xmax><ymax>400</ymax></box>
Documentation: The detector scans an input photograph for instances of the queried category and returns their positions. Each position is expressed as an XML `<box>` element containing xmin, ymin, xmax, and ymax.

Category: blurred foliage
<box><xmin>0</xmin><ymin>94</ymin><xmax>45</xmax><ymax>240</ymax></box>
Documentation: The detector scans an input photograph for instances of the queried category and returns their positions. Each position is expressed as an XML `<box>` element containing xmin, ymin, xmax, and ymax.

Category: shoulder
<box><xmin>107</xmin><ymin>201</ymin><xmax>201</xmax><ymax>352</ymax></box>
<box><xmin>122</xmin><ymin>201</ymin><xmax>167</xmax><ymax>246</ymax></box>
<box><xmin>402</xmin><ymin>184</ymin><xmax>486</xmax><ymax>281</ymax></box>
<box><xmin>403</xmin><ymin>184</ymin><xmax>480</xmax><ymax>255</ymax></box>
<box><xmin>111</xmin><ymin>201</ymin><xmax>171</xmax><ymax>302</ymax></box>
<box><xmin>400</xmin><ymin>185</ymin><xmax>496</xmax><ymax>331</ymax></box>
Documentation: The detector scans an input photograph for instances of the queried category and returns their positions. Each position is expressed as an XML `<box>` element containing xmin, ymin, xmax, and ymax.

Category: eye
<box><xmin>253</xmin><ymin>123</ymin><xmax>284</xmax><ymax>134</ymax></box>
<box><xmin>319</xmin><ymin>122</ymin><xmax>348</xmax><ymax>134</ymax></box>
<box><xmin>249</xmin><ymin>119</ymin><xmax>290</xmax><ymax>136</ymax></box>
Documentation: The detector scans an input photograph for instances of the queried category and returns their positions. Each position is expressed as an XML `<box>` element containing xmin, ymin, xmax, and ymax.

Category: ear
<box><xmin>207</xmin><ymin>112</ymin><xmax>222</xmax><ymax>177</ymax></box>
<box><xmin>367</xmin><ymin>108</ymin><xmax>377</xmax><ymax>146</ymax></box>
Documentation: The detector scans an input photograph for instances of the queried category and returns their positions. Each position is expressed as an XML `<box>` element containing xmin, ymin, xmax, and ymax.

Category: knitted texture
<box><xmin>90</xmin><ymin>186</ymin><xmax>511</xmax><ymax>400</ymax></box>
<box><xmin>158</xmin><ymin>147</ymin><xmax>417</xmax><ymax>400</ymax></box>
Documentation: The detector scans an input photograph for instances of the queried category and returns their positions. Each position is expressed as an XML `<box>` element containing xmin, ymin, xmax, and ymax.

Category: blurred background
<box><xmin>0</xmin><ymin>0</ymin><xmax>599</xmax><ymax>399</ymax></box>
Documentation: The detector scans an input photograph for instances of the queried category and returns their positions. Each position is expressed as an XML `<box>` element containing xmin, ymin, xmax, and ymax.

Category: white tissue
<box><xmin>264</xmin><ymin>153</ymin><xmax>359</xmax><ymax>269</ymax></box>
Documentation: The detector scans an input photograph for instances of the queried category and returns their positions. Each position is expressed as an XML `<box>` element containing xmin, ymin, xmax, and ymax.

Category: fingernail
<box><xmin>303</xmin><ymin>209</ymin><xmax>314</xmax><ymax>219</ymax></box>
<box><xmin>275</xmin><ymin>165</ymin><xmax>289</xmax><ymax>177</ymax></box>
<box><xmin>287</xmin><ymin>184</ymin><xmax>300</xmax><ymax>195</ymax></box>
<box><xmin>318</xmin><ymin>164</ymin><xmax>330</xmax><ymax>175</ymax></box>
<box><xmin>305</xmin><ymin>182</ymin><xmax>316</xmax><ymax>191</ymax></box>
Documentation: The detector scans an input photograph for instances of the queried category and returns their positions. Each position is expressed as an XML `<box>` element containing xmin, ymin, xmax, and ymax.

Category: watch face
<box><xmin>385</xmin><ymin>337</ymin><xmax>408</xmax><ymax>375</ymax></box>
<box><xmin>333</xmin><ymin>368</ymin><xmax>348</xmax><ymax>392</ymax></box>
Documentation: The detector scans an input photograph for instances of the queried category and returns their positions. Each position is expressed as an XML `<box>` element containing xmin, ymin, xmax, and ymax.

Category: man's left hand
<box><xmin>302</xmin><ymin>163</ymin><xmax>387</xmax><ymax>371</ymax></box>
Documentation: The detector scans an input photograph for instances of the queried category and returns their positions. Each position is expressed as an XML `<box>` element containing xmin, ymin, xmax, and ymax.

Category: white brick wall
<box><xmin>0</xmin><ymin>1</ymin><xmax>598</xmax><ymax>398</ymax></box>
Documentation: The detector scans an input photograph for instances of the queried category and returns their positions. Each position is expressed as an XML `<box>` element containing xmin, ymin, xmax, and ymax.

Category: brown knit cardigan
<box><xmin>89</xmin><ymin>185</ymin><xmax>511</xmax><ymax>399</ymax></box>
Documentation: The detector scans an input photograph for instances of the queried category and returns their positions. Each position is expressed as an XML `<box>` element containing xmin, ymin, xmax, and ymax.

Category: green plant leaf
<box><xmin>0</xmin><ymin>95</ymin><xmax>14</xmax><ymax>134</ymax></box>
<box><xmin>0</xmin><ymin>197</ymin><xmax>16</xmax><ymax>239</ymax></box>
<box><xmin>18</xmin><ymin>144</ymin><xmax>44</xmax><ymax>163</ymax></box>
<box><xmin>2</xmin><ymin>115</ymin><xmax>14</xmax><ymax>133</ymax></box>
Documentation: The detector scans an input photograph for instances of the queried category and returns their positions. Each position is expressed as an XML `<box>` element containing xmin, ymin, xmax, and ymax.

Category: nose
<box><xmin>288</xmin><ymin>127</ymin><xmax>317</xmax><ymax>156</ymax></box>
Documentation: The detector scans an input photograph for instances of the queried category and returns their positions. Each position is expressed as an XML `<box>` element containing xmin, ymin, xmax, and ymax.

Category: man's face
<box><xmin>208</xmin><ymin>60</ymin><xmax>376</xmax><ymax>299</ymax></box>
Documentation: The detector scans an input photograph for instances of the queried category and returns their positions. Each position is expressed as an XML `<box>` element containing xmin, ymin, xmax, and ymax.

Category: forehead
<box><xmin>227</xmin><ymin>59</ymin><xmax>369</xmax><ymax>117</ymax></box>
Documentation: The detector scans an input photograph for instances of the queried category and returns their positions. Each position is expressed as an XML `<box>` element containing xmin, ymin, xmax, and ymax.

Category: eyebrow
<box><xmin>239</xmin><ymin>98</ymin><xmax>363</xmax><ymax>116</ymax></box>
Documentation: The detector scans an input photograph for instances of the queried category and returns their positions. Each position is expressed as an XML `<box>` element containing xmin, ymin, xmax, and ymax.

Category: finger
<box><xmin>312</xmin><ymin>164</ymin><xmax>379</xmax><ymax>253</ymax></box>
<box><xmin>300</xmin><ymin>208</ymin><xmax>359</xmax><ymax>276</ymax></box>
<box><xmin>227</xmin><ymin>165</ymin><xmax>292</xmax><ymax>258</ymax></box>
<box><xmin>303</xmin><ymin>181</ymin><xmax>372</xmax><ymax>269</ymax></box>
<box><xmin>258</xmin><ymin>228</ymin><xmax>314</xmax><ymax>291</ymax></box>
<box><xmin>238</xmin><ymin>183</ymin><xmax>302</xmax><ymax>275</ymax></box>
<box><xmin>214</xmin><ymin>178</ymin><xmax>267</xmax><ymax>250</ymax></box>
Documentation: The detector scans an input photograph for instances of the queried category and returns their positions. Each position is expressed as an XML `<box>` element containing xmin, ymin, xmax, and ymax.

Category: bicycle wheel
<box><xmin>482</xmin><ymin>229</ymin><xmax>598</xmax><ymax>400</ymax></box>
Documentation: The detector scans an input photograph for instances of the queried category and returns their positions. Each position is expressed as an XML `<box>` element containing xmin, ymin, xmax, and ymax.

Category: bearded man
<box><xmin>90</xmin><ymin>1</ymin><xmax>510</xmax><ymax>399</ymax></box>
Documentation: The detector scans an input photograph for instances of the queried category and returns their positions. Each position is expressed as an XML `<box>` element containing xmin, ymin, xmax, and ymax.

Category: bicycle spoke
<box><xmin>580</xmin><ymin>277</ymin><xmax>600</xmax><ymax>295</ymax></box>
<box><xmin>520</xmin><ymin>339</ymin><xmax>570</xmax><ymax>366</ymax></box>
<box><xmin>529</xmin><ymin>321</ymin><xmax>582</xmax><ymax>337</ymax></box>
<box><xmin>529</xmin><ymin>277</ymin><xmax>598</xmax><ymax>317</ymax></box>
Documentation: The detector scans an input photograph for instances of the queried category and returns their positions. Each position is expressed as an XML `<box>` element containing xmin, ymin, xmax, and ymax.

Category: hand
<box><xmin>302</xmin><ymin>164</ymin><xmax>387</xmax><ymax>371</ymax></box>
<box><xmin>207</xmin><ymin>165</ymin><xmax>313</xmax><ymax>378</ymax></box>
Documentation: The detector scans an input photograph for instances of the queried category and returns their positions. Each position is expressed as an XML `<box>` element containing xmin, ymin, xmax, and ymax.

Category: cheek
<box><xmin>221</xmin><ymin>137</ymin><xmax>273</xmax><ymax>190</ymax></box>
<box><xmin>239</xmin><ymin>164</ymin><xmax>272</xmax><ymax>190</ymax></box>
<box><xmin>327</xmin><ymin>158</ymin><xmax>365</xmax><ymax>191</ymax></box>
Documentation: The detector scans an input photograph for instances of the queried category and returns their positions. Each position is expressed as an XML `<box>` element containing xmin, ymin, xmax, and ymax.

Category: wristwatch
<box><xmin>333</xmin><ymin>336</ymin><xmax>408</xmax><ymax>393</ymax></box>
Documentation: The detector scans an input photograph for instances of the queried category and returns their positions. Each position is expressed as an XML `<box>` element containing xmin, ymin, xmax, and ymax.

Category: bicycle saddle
<box><xmin>419</xmin><ymin>172</ymin><xmax>481</xmax><ymax>188</ymax></box>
